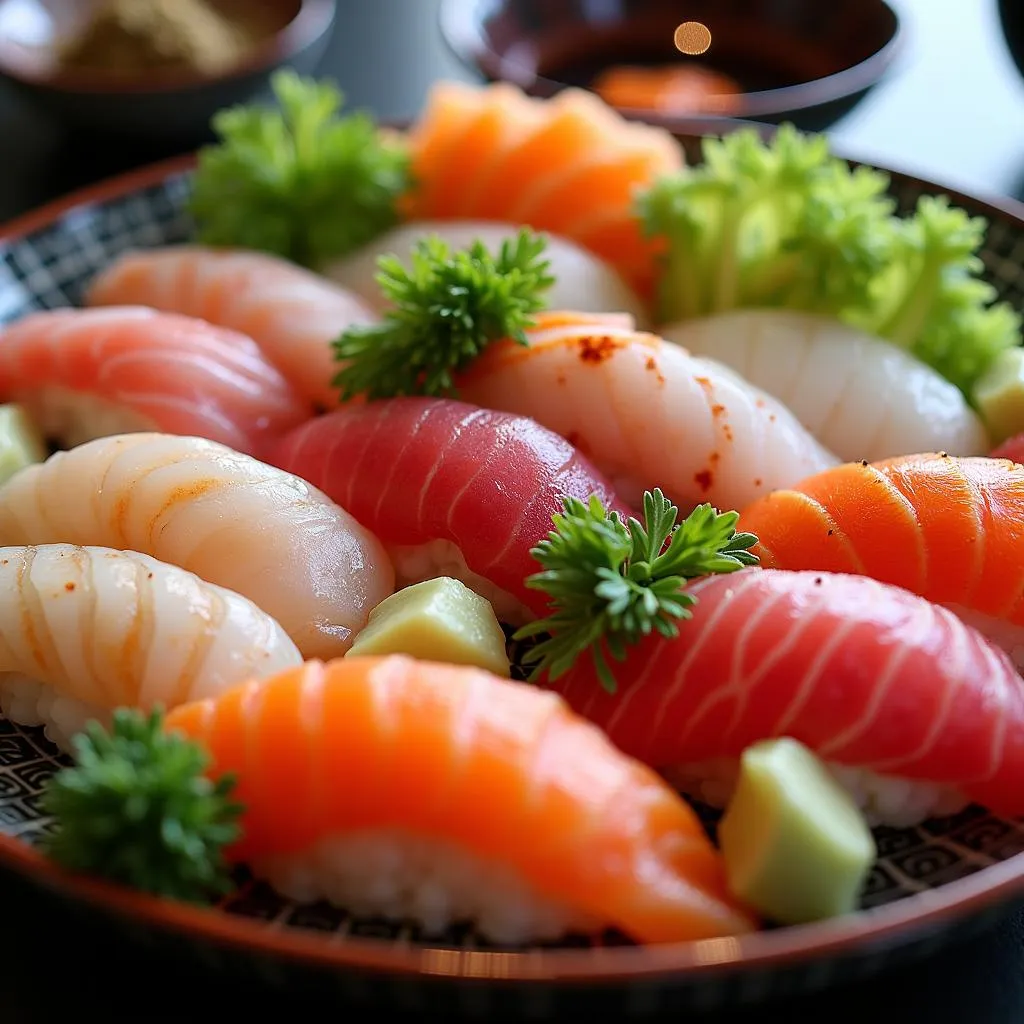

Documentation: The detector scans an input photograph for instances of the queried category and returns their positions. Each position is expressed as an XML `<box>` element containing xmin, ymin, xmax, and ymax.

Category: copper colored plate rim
<box><xmin>0</xmin><ymin>0</ymin><xmax>337</xmax><ymax>95</ymax></box>
<box><xmin>438</xmin><ymin>0</ymin><xmax>904</xmax><ymax>125</ymax></box>
<box><xmin>1</xmin><ymin>134</ymin><xmax>1024</xmax><ymax>984</ymax></box>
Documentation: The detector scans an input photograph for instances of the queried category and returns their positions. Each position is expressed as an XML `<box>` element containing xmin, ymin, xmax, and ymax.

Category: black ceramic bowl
<box><xmin>440</xmin><ymin>0</ymin><xmax>904</xmax><ymax>133</ymax></box>
<box><xmin>0</xmin><ymin>0</ymin><xmax>337</xmax><ymax>148</ymax></box>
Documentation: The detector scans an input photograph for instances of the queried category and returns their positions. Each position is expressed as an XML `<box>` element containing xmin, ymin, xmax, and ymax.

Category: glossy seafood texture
<box><xmin>325</xmin><ymin>219</ymin><xmax>651</xmax><ymax>328</ymax></box>
<box><xmin>0</xmin><ymin>306</ymin><xmax>311</xmax><ymax>456</ymax></box>
<box><xmin>457</xmin><ymin>311</ymin><xmax>839</xmax><ymax>514</ymax></box>
<box><xmin>266</xmin><ymin>396</ymin><xmax>633</xmax><ymax>624</ymax></box>
<box><xmin>0</xmin><ymin>544</ymin><xmax>301</xmax><ymax>752</ymax></box>
<box><xmin>0</xmin><ymin>433</ymin><xmax>394</xmax><ymax>659</ymax></box>
<box><xmin>738</xmin><ymin>453</ymin><xmax>1024</xmax><ymax>667</ymax></box>
<box><xmin>85</xmin><ymin>246</ymin><xmax>378</xmax><ymax>410</ymax></box>
<box><xmin>661</xmin><ymin>310</ymin><xmax>991</xmax><ymax>461</ymax></box>
<box><xmin>546</xmin><ymin>569</ymin><xmax>1024</xmax><ymax>825</ymax></box>
<box><xmin>165</xmin><ymin>655</ymin><xmax>758</xmax><ymax>945</ymax></box>
<box><xmin>404</xmin><ymin>81</ymin><xmax>683</xmax><ymax>298</ymax></box>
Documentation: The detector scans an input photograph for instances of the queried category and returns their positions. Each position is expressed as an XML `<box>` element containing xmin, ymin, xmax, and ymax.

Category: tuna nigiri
<box><xmin>85</xmin><ymin>246</ymin><xmax>378</xmax><ymax>409</ymax></box>
<box><xmin>0</xmin><ymin>433</ymin><xmax>395</xmax><ymax>659</ymax></box>
<box><xmin>456</xmin><ymin>311</ymin><xmax>839</xmax><ymax>513</ymax></box>
<box><xmin>405</xmin><ymin>81</ymin><xmax>683</xmax><ymax>297</ymax></box>
<box><xmin>736</xmin><ymin>453</ymin><xmax>1024</xmax><ymax>667</ymax></box>
<box><xmin>660</xmin><ymin>310</ymin><xmax>990</xmax><ymax>461</ymax></box>
<box><xmin>266</xmin><ymin>396</ymin><xmax>632</xmax><ymax>624</ymax></box>
<box><xmin>991</xmin><ymin>432</ymin><xmax>1024</xmax><ymax>464</ymax></box>
<box><xmin>164</xmin><ymin>655</ymin><xmax>757</xmax><ymax>945</ymax></box>
<box><xmin>0</xmin><ymin>544</ymin><xmax>302</xmax><ymax>753</ymax></box>
<box><xmin>325</xmin><ymin>220</ymin><xmax>650</xmax><ymax>327</ymax></box>
<box><xmin>0</xmin><ymin>306</ymin><xmax>311</xmax><ymax>456</ymax></box>
<box><xmin>542</xmin><ymin>568</ymin><xmax>1024</xmax><ymax>827</ymax></box>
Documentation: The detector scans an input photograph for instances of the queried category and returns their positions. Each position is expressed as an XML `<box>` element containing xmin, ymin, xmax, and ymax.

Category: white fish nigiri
<box><xmin>659</xmin><ymin>309</ymin><xmax>991</xmax><ymax>461</ymax></box>
<box><xmin>0</xmin><ymin>544</ymin><xmax>303</xmax><ymax>753</ymax></box>
<box><xmin>0</xmin><ymin>434</ymin><xmax>395</xmax><ymax>659</ymax></box>
<box><xmin>324</xmin><ymin>220</ymin><xmax>651</xmax><ymax>328</ymax></box>
<box><xmin>457</xmin><ymin>311</ymin><xmax>839</xmax><ymax>513</ymax></box>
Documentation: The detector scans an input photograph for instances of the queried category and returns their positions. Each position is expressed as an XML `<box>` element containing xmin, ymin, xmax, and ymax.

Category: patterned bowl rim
<box><xmin>1</xmin><ymin>136</ymin><xmax>1024</xmax><ymax>985</ymax></box>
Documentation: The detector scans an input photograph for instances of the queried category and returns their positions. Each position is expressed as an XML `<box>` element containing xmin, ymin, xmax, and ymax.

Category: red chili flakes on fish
<box><xmin>753</xmin><ymin>477</ymin><xmax>762</xmax><ymax>487</ymax></box>
<box><xmin>694</xmin><ymin>376</ymin><xmax>713</xmax><ymax>394</ymax></box>
<box><xmin>64</xmin><ymin>581</ymin><xmax>75</xmax><ymax>592</ymax></box>
<box><xmin>723</xmin><ymin>425</ymin><xmax>734</xmax><ymax>443</ymax></box>
<box><xmin>711</xmin><ymin>403</ymin><xmax>725</xmax><ymax>418</ymax></box>
<box><xmin>694</xmin><ymin>469</ymin><xmax>714</xmax><ymax>492</ymax></box>
<box><xmin>577</xmin><ymin>335</ymin><xmax>619</xmax><ymax>363</ymax></box>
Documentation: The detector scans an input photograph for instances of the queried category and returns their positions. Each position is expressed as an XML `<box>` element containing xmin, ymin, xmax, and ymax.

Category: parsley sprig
<box><xmin>514</xmin><ymin>489</ymin><xmax>759</xmax><ymax>693</ymax></box>
<box><xmin>332</xmin><ymin>229</ymin><xmax>554</xmax><ymax>401</ymax></box>
<box><xmin>42</xmin><ymin>708</ymin><xmax>243</xmax><ymax>904</ymax></box>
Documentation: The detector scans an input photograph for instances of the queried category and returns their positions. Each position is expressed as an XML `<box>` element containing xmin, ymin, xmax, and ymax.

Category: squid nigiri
<box><xmin>0</xmin><ymin>306</ymin><xmax>312</xmax><ymax>457</ymax></box>
<box><xmin>326</xmin><ymin>221</ymin><xmax>650</xmax><ymax>327</ymax></box>
<box><xmin>84</xmin><ymin>246</ymin><xmax>378</xmax><ymax>409</ymax></box>
<box><xmin>736</xmin><ymin>453</ymin><xmax>1024</xmax><ymax>667</ymax></box>
<box><xmin>266</xmin><ymin>396</ymin><xmax>632</xmax><ymax>624</ymax></box>
<box><xmin>405</xmin><ymin>81</ymin><xmax>683</xmax><ymax>297</ymax></box>
<box><xmin>660</xmin><ymin>310</ymin><xmax>990</xmax><ymax>461</ymax></box>
<box><xmin>164</xmin><ymin>655</ymin><xmax>757</xmax><ymax>945</ymax></box>
<box><xmin>0</xmin><ymin>433</ymin><xmax>394</xmax><ymax>659</ymax></box>
<box><xmin>541</xmin><ymin>568</ymin><xmax>1024</xmax><ymax>827</ymax></box>
<box><xmin>456</xmin><ymin>311</ymin><xmax>839</xmax><ymax>513</ymax></box>
<box><xmin>0</xmin><ymin>544</ymin><xmax>302</xmax><ymax>753</ymax></box>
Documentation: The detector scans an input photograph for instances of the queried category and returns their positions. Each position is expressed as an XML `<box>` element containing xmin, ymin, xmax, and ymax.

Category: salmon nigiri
<box><xmin>737</xmin><ymin>453</ymin><xmax>1024</xmax><ymax>667</ymax></box>
<box><xmin>266</xmin><ymin>396</ymin><xmax>632</xmax><ymax>624</ymax></box>
<box><xmin>0</xmin><ymin>306</ymin><xmax>311</xmax><ymax>456</ymax></box>
<box><xmin>539</xmin><ymin>568</ymin><xmax>1024</xmax><ymax>828</ymax></box>
<box><xmin>164</xmin><ymin>655</ymin><xmax>757</xmax><ymax>946</ymax></box>
<box><xmin>85</xmin><ymin>246</ymin><xmax>378</xmax><ymax>410</ymax></box>
<box><xmin>404</xmin><ymin>81</ymin><xmax>683</xmax><ymax>298</ymax></box>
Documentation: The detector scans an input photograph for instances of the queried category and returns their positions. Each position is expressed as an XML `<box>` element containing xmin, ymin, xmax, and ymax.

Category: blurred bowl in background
<box><xmin>998</xmin><ymin>0</ymin><xmax>1024</xmax><ymax>81</ymax></box>
<box><xmin>0</xmin><ymin>0</ymin><xmax>337</xmax><ymax>148</ymax></box>
<box><xmin>440</xmin><ymin>0</ymin><xmax>903</xmax><ymax>134</ymax></box>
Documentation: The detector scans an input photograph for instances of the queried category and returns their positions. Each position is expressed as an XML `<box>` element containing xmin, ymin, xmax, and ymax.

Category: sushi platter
<box><xmin>1</xmin><ymin>72</ymin><xmax>1024</xmax><ymax>1016</ymax></box>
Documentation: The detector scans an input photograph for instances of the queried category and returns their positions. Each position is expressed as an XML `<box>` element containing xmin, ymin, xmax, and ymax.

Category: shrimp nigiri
<box><xmin>660</xmin><ymin>310</ymin><xmax>990</xmax><ymax>461</ymax></box>
<box><xmin>164</xmin><ymin>655</ymin><xmax>757</xmax><ymax>945</ymax></box>
<box><xmin>84</xmin><ymin>246</ymin><xmax>378</xmax><ymax>409</ymax></box>
<box><xmin>326</xmin><ymin>220</ymin><xmax>650</xmax><ymax>327</ymax></box>
<box><xmin>542</xmin><ymin>568</ymin><xmax>1024</xmax><ymax>827</ymax></box>
<box><xmin>266</xmin><ymin>396</ymin><xmax>632</xmax><ymax>624</ymax></box>
<box><xmin>737</xmin><ymin>453</ymin><xmax>1024</xmax><ymax>667</ymax></box>
<box><xmin>0</xmin><ymin>544</ymin><xmax>302</xmax><ymax>753</ymax></box>
<box><xmin>405</xmin><ymin>81</ymin><xmax>683</xmax><ymax>297</ymax></box>
<box><xmin>0</xmin><ymin>306</ymin><xmax>311</xmax><ymax>457</ymax></box>
<box><xmin>456</xmin><ymin>311</ymin><xmax>839</xmax><ymax>513</ymax></box>
<box><xmin>0</xmin><ymin>434</ymin><xmax>394</xmax><ymax>658</ymax></box>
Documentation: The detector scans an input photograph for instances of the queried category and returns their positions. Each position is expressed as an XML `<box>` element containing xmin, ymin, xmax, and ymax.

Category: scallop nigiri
<box><xmin>542</xmin><ymin>568</ymin><xmax>1024</xmax><ymax>827</ymax></box>
<box><xmin>405</xmin><ymin>81</ymin><xmax>683</xmax><ymax>297</ymax></box>
<box><xmin>456</xmin><ymin>311</ymin><xmax>839</xmax><ymax>513</ymax></box>
<box><xmin>164</xmin><ymin>655</ymin><xmax>757</xmax><ymax>945</ymax></box>
<box><xmin>84</xmin><ymin>246</ymin><xmax>378</xmax><ymax>409</ymax></box>
<box><xmin>660</xmin><ymin>309</ymin><xmax>990</xmax><ymax>461</ymax></box>
<box><xmin>266</xmin><ymin>396</ymin><xmax>632</xmax><ymax>624</ymax></box>
<box><xmin>737</xmin><ymin>453</ymin><xmax>1024</xmax><ymax>668</ymax></box>
<box><xmin>0</xmin><ymin>306</ymin><xmax>311</xmax><ymax>456</ymax></box>
<box><xmin>326</xmin><ymin>220</ymin><xmax>650</xmax><ymax>326</ymax></box>
<box><xmin>0</xmin><ymin>433</ymin><xmax>394</xmax><ymax>658</ymax></box>
<box><xmin>0</xmin><ymin>544</ymin><xmax>302</xmax><ymax>753</ymax></box>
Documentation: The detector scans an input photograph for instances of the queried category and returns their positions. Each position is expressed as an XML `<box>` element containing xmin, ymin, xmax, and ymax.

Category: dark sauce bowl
<box><xmin>440</xmin><ymin>0</ymin><xmax>904</xmax><ymax>134</ymax></box>
<box><xmin>0</xmin><ymin>0</ymin><xmax>336</xmax><ymax>149</ymax></box>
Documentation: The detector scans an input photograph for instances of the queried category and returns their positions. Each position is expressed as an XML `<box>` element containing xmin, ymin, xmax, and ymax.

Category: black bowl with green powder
<box><xmin>0</xmin><ymin>0</ymin><xmax>337</xmax><ymax>147</ymax></box>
